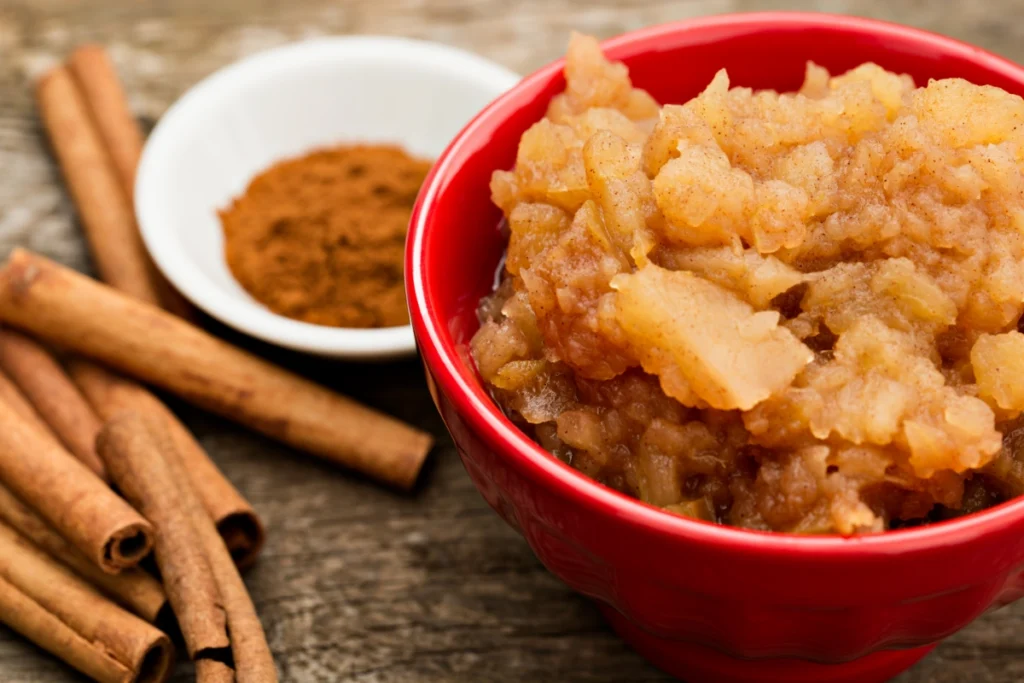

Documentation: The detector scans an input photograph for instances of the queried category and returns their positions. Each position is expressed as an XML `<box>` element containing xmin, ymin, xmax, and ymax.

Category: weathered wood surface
<box><xmin>0</xmin><ymin>0</ymin><xmax>1022</xmax><ymax>680</ymax></box>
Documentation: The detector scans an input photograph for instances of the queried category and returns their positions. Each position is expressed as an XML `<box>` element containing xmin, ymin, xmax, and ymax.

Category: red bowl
<box><xmin>407</xmin><ymin>12</ymin><xmax>1024</xmax><ymax>683</ymax></box>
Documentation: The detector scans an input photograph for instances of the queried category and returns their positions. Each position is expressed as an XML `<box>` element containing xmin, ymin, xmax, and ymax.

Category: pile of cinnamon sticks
<box><xmin>0</xmin><ymin>45</ymin><xmax>435</xmax><ymax>683</ymax></box>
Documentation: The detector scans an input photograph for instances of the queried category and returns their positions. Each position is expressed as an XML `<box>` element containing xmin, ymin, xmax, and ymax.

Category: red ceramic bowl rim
<box><xmin>409</xmin><ymin>11</ymin><xmax>1024</xmax><ymax>558</ymax></box>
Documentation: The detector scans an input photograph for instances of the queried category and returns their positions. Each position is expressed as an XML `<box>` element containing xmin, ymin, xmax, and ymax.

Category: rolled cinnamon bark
<box><xmin>118</xmin><ymin>404</ymin><xmax>276</xmax><ymax>681</ymax></box>
<box><xmin>197</xmin><ymin>660</ymin><xmax>236</xmax><ymax>683</ymax></box>
<box><xmin>1</xmin><ymin>250</ymin><xmax>434</xmax><ymax>489</ymax></box>
<box><xmin>0</xmin><ymin>367</ymin><xmax>59</xmax><ymax>443</ymax></box>
<box><xmin>0</xmin><ymin>381</ymin><xmax>153</xmax><ymax>573</ymax></box>
<box><xmin>0</xmin><ymin>364</ymin><xmax>156</xmax><ymax>599</ymax></box>
<box><xmin>66</xmin><ymin>44</ymin><xmax>142</xmax><ymax>203</ymax></box>
<box><xmin>68</xmin><ymin>359</ymin><xmax>266</xmax><ymax>567</ymax></box>
<box><xmin>64</xmin><ymin>45</ymin><xmax>193</xmax><ymax>319</ymax></box>
<box><xmin>34</xmin><ymin>66</ymin><xmax>166</xmax><ymax>307</ymax></box>
<box><xmin>0</xmin><ymin>521</ymin><xmax>173</xmax><ymax>683</ymax></box>
<box><xmin>0</xmin><ymin>328</ymin><xmax>107</xmax><ymax>478</ymax></box>
<box><xmin>97</xmin><ymin>412</ymin><xmax>230</xmax><ymax>660</ymax></box>
<box><xmin>42</xmin><ymin>52</ymin><xmax>259</xmax><ymax>561</ymax></box>
<box><xmin>151</xmin><ymin>410</ymin><xmax>277</xmax><ymax>682</ymax></box>
<box><xmin>0</xmin><ymin>482</ymin><xmax>167</xmax><ymax>623</ymax></box>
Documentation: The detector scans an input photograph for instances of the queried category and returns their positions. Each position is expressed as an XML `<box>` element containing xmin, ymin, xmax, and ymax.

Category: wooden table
<box><xmin>0</xmin><ymin>0</ymin><xmax>1022</xmax><ymax>680</ymax></box>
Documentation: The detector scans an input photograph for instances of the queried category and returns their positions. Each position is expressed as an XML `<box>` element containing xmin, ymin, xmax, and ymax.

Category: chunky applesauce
<box><xmin>471</xmin><ymin>34</ymin><xmax>1024</xmax><ymax>534</ymax></box>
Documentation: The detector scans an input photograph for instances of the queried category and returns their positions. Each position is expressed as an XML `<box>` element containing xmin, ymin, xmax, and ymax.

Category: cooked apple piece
<box><xmin>546</xmin><ymin>32</ymin><xmax>660</xmax><ymax>125</ymax></box>
<box><xmin>972</xmin><ymin>331</ymin><xmax>1024</xmax><ymax>412</ymax></box>
<box><xmin>653</xmin><ymin>144</ymin><xmax>755</xmax><ymax>248</ymax></box>
<box><xmin>657</xmin><ymin>246</ymin><xmax>805</xmax><ymax>308</ymax></box>
<box><xmin>747</xmin><ymin>317</ymin><xmax>1001</xmax><ymax>476</ymax></box>
<box><xmin>870</xmin><ymin>258</ymin><xmax>957</xmax><ymax>326</ymax></box>
<box><xmin>582</xmin><ymin>130</ymin><xmax>656</xmax><ymax>264</ymax></box>
<box><xmin>611</xmin><ymin>265</ymin><xmax>813</xmax><ymax>410</ymax></box>
<box><xmin>802</xmin><ymin>258</ymin><xmax>956</xmax><ymax>342</ymax></box>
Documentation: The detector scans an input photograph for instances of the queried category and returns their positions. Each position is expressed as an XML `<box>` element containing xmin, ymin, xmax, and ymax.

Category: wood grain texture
<box><xmin>0</xmin><ymin>0</ymin><xmax>1022</xmax><ymax>680</ymax></box>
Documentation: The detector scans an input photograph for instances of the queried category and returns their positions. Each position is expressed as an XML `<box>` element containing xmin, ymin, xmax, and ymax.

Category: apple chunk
<box><xmin>611</xmin><ymin>265</ymin><xmax>813</xmax><ymax>410</ymax></box>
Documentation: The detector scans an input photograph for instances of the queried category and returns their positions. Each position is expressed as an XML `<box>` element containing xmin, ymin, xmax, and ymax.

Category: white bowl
<box><xmin>135</xmin><ymin>37</ymin><xmax>520</xmax><ymax>360</ymax></box>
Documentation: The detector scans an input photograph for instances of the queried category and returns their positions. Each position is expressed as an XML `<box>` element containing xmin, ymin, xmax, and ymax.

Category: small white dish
<box><xmin>135</xmin><ymin>36</ymin><xmax>520</xmax><ymax>360</ymax></box>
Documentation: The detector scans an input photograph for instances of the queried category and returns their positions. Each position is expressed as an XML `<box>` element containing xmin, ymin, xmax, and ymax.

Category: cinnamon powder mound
<box><xmin>220</xmin><ymin>145</ymin><xmax>431</xmax><ymax>328</ymax></box>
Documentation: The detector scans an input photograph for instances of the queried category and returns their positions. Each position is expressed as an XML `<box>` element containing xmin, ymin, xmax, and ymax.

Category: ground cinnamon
<box><xmin>220</xmin><ymin>144</ymin><xmax>431</xmax><ymax>328</ymax></box>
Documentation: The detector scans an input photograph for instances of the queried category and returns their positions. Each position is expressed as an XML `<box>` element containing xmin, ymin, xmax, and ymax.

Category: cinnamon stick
<box><xmin>98</xmin><ymin>411</ymin><xmax>272</xmax><ymax>678</ymax></box>
<box><xmin>0</xmin><ymin>366</ymin><xmax>60</xmax><ymax>443</ymax></box>
<box><xmin>151</xmin><ymin>410</ymin><xmax>277</xmax><ymax>682</ymax></box>
<box><xmin>40</xmin><ymin>49</ymin><xmax>262</xmax><ymax>564</ymax></box>
<box><xmin>0</xmin><ymin>482</ymin><xmax>167</xmax><ymax>623</ymax></box>
<box><xmin>0</xmin><ymin>361</ymin><xmax>159</xmax><ymax>606</ymax></box>
<box><xmin>68</xmin><ymin>359</ymin><xmax>266</xmax><ymax>568</ymax></box>
<box><xmin>64</xmin><ymin>45</ymin><xmax>193</xmax><ymax>319</ymax></box>
<box><xmin>97</xmin><ymin>411</ymin><xmax>230</xmax><ymax>660</ymax></box>
<box><xmin>66</xmin><ymin>45</ymin><xmax>143</xmax><ymax>203</ymax></box>
<box><xmin>197</xmin><ymin>660</ymin><xmax>236</xmax><ymax>683</ymax></box>
<box><xmin>0</xmin><ymin>379</ymin><xmax>153</xmax><ymax>573</ymax></box>
<box><xmin>0</xmin><ymin>250</ymin><xmax>434</xmax><ymax>489</ymax></box>
<box><xmin>34</xmin><ymin>66</ymin><xmax>166</xmax><ymax>307</ymax></box>
<box><xmin>0</xmin><ymin>521</ymin><xmax>173</xmax><ymax>683</ymax></box>
<box><xmin>0</xmin><ymin>328</ymin><xmax>107</xmax><ymax>478</ymax></box>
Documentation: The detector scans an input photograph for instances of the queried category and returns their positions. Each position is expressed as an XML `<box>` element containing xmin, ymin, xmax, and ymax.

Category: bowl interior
<box><xmin>137</xmin><ymin>37</ymin><xmax>519</xmax><ymax>358</ymax></box>
<box><xmin>410</xmin><ymin>13</ymin><xmax>1024</xmax><ymax>548</ymax></box>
